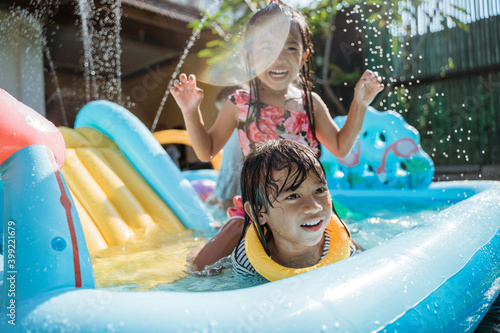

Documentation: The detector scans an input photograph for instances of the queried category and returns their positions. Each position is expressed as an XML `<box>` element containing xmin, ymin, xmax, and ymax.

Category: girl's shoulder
<box><xmin>309</xmin><ymin>90</ymin><xmax>329</xmax><ymax>114</ymax></box>
<box><xmin>308</xmin><ymin>90</ymin><xmax>325</xmax><ymax>105</ymax></box>
<box><xmin>287</xmin><ymin>87</ymin><xmax>325</xmax><ymax>114</ymax></box>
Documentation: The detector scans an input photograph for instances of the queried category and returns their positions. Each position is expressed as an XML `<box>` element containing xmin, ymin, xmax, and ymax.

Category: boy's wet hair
<box><xmin>243</xmin><ymin>2</ymin><xmax>319</xmax><ymax>155</ymax></box>
<box><xmin>240</xmin><ymin>139</ymin><xmax>327</xmax><ymax>254</ymax></box>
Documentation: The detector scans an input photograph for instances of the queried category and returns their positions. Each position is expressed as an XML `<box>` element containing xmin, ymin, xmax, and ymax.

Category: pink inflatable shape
<box><xmin>376</xmin><ymin>138</ymin><xmax>419</xmax><ymax>175</ymax></box>
<box><xmin>0</xmin><ymin>89</ymin><xmax>65</xmax><ymax>168</ymax></box>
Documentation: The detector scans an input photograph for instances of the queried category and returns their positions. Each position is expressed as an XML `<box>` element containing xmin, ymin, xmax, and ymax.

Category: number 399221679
<box><xmin>7</xmin><ymin>220</ymin><xmax>16</xmax><ymax>270</ymax></box>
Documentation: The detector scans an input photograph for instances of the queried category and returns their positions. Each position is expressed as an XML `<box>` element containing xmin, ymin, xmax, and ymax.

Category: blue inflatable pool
<box><xmin>1</xmin><ymin>94</ymin><xmax>499</xmax><ymax>332</ymax></box>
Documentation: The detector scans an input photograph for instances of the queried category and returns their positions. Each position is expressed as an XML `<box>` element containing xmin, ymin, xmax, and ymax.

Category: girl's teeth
<box><xmin>270</xmin><ymin>70</ymin><xmax>287</xmax><ymax>77</ymax></box>
<box><xmin>302</xmin><ymin>220</ymin><xmax>320</xmax><ymax>226</ymax></box>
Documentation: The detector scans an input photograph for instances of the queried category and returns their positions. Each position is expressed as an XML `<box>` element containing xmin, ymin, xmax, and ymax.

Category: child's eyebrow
<box><xmin>315</xmin><ymin>179</ymin><xmax>327</xmax><ymax>185</ymax></box>
<box><xmin>281</xmin><ymin>177</ymin><xmax>326</xmax><ymax>194</ymax></box>
<box><xmin>280</xmin><ymin>182</ymin><xmax>298</xmax><ymax>194</ymax></box>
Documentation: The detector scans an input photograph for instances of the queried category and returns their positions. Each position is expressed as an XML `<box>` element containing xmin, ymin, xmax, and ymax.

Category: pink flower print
<box><xmin>306</xmin><ymin>128</ymin><xmax>318</xmax><ymax>148</ymax></box>
<box><xmin>238</xmin><ymin>129</ymin><xmax>251</xmax><ymax>156</ymax></box>
<box><xmin>233</xmin><ymin>90</ymin><xmax>249</xmax><ymax>106</ymax></box>
<box><xmin>260</xmin><ymin>106</ymin><xmax>285</xmax><ymax>127</ymax></box>
<box><xmin>248</xmin><ymin>120</ymin><xmax>279</xmax><ymax>144</ymax></box>
<box><xmin>285</xmin><ymin>112</ymin><xmax>308</xmax><ymax>134</ymax></box>
<box><xmin>239</xmin><ymin>107</ymin><xmax>248</xmax><ymax>121</ymax></box>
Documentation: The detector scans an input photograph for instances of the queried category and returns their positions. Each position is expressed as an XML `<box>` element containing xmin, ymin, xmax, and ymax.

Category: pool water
<box><xmin>98</xmin><ymin>196</ymin><xmax>452</xmax><ymax>293</ymax></box>
<box><xmin>336</xmin><ymin>197</ymin><xmax>453</xmax><ymax>250</ymax></box>
<box><xmin>91</xmin><ymin>228</ymin><xmax>204</xmax><ymax>290</ymax></box>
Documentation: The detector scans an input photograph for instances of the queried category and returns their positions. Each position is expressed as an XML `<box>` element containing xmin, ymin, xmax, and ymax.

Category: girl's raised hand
<box><xmin>170</xmin><ymin>73</ymin><xmax>204</xmax><ymax>114</ymax></box>
<box><xmin>353</xmin><ymin>70</ymin><xmax>384</xmax><ymax>107</ymax></box>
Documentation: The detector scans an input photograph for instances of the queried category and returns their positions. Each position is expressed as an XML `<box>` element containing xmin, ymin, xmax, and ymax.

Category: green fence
<box><xmin>366</xmin><ymin>2</ymin><xmax>500</xmax><ymax>166</ymax></box>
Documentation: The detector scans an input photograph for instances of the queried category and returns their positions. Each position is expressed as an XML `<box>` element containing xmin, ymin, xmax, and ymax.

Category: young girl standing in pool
<box><xmin>170</xmin><ymin>1</ymin><xmax>384</xmax><ymax>165</ymax></box>
<box><xmin>173</xmin><ymin>1</ymin><xmax>381</xmax><ymax>271</ymax></box>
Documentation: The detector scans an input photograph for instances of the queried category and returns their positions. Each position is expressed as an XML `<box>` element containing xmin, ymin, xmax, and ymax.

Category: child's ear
<box><xmin>257</xmin><ymin>212</ymin><xmax>268</xmax><ymax>226</ymax></box>
<box><xmin>243</xmin><ymin>202</ymin><xmax>255</xmax><ymax>221</ymax></box>
<box><xmin>243</xmin><ymin>202</ymin><xmax>268</xmax><ymax>226</ymax></box>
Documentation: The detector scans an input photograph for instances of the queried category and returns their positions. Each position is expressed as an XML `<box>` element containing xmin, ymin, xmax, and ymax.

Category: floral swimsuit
<box><xmin>229</xmin><ymin>89</ymin><xmax>319</xmax><ymax>156</ymax></box>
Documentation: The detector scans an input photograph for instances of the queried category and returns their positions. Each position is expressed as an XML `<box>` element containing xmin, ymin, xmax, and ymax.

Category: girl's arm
<box><xmin>170</xmin><ymin>73</ymin><xmax>239</xmax><ymax>162</ymax></box>
<box><xmin>315</xmin><ymin>70</ymin><xmax>384</xmax><ymax>158</ymax></box>
<box><xmin>188</xmin><ymin>217</ymin><xmax>246</xmax><ymax>271</ymax></box>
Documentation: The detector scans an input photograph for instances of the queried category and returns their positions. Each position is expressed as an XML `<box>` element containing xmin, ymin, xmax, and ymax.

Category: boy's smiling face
<box><xmin>257</xmin><ymin>165</ymin><xmax>332</xmax><ymax>252</ymax></box>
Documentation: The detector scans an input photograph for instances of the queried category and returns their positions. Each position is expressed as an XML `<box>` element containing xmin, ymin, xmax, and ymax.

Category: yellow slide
<box><xmin>59</xmin><ymin>127</ymin><xmax>203</xmax><ymax>288</ymax></box>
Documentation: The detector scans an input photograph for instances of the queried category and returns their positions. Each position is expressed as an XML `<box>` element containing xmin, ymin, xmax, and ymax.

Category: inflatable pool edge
<box><xmin>1</xmin><ymin>180</ymin><xmax>498</xmax><ymax>332</ymax></box>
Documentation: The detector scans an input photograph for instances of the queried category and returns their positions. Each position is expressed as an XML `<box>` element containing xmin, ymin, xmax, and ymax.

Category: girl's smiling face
<box><xmin>253</xmin><ymin>24</ymin><xmax>306</xmax><ymax>93</ymax></box>
<box><xmin>257</xmin><ymin>166</ymin><xmax>332</xmax><ymax>252</ymax></box>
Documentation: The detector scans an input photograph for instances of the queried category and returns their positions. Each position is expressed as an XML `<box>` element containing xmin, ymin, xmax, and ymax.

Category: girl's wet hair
<box><xmin>243</xmin><ymin>2</ymin><xmax>320</xmax><ymax>155</ymax></box>
<box><xmin>239</xmin><ymin>139</ymin><xmax>327</xmax><ymax>254</ymax></box>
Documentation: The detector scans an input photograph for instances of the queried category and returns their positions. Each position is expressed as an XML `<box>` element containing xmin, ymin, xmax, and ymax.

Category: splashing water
<box><xmin>0</xmin><ymin>5</ymin><xmax>53</xmax><ymax>113</ymax></box>
<box><xmin>151</xmin><ymin>0</ymin><xmax>223</xmax><ymax>132</ymax></box>
<box><xmin>78</xmin><ymin>0</ymin><xmax>94</xmax><ymax>102</ymax></box>
<box><xmin>341</xmin><ymin>1</ymin><xmax>477</xmax><ymax>167</ymax></box>
<box><xmin>43</xmin><ymin>40</ymin><xmax>68</xmax><ymax>126</ymax></box>
<box><xmin>77</xmin><ymin>0</ymin><xmax>122</xmax><ymax>104</ymax></box>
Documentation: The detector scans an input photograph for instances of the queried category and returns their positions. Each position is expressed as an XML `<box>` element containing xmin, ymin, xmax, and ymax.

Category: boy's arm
<box><xmin>170</xmin><ymin>74</ymin><xmax>238</xmax><ymax>161</ymax></box>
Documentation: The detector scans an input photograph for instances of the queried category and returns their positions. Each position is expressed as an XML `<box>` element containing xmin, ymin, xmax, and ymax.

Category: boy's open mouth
<box><xmin>300</xmin><ymin>219</ymin><xmax>323</xmax><ymax>232</ymax></box>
